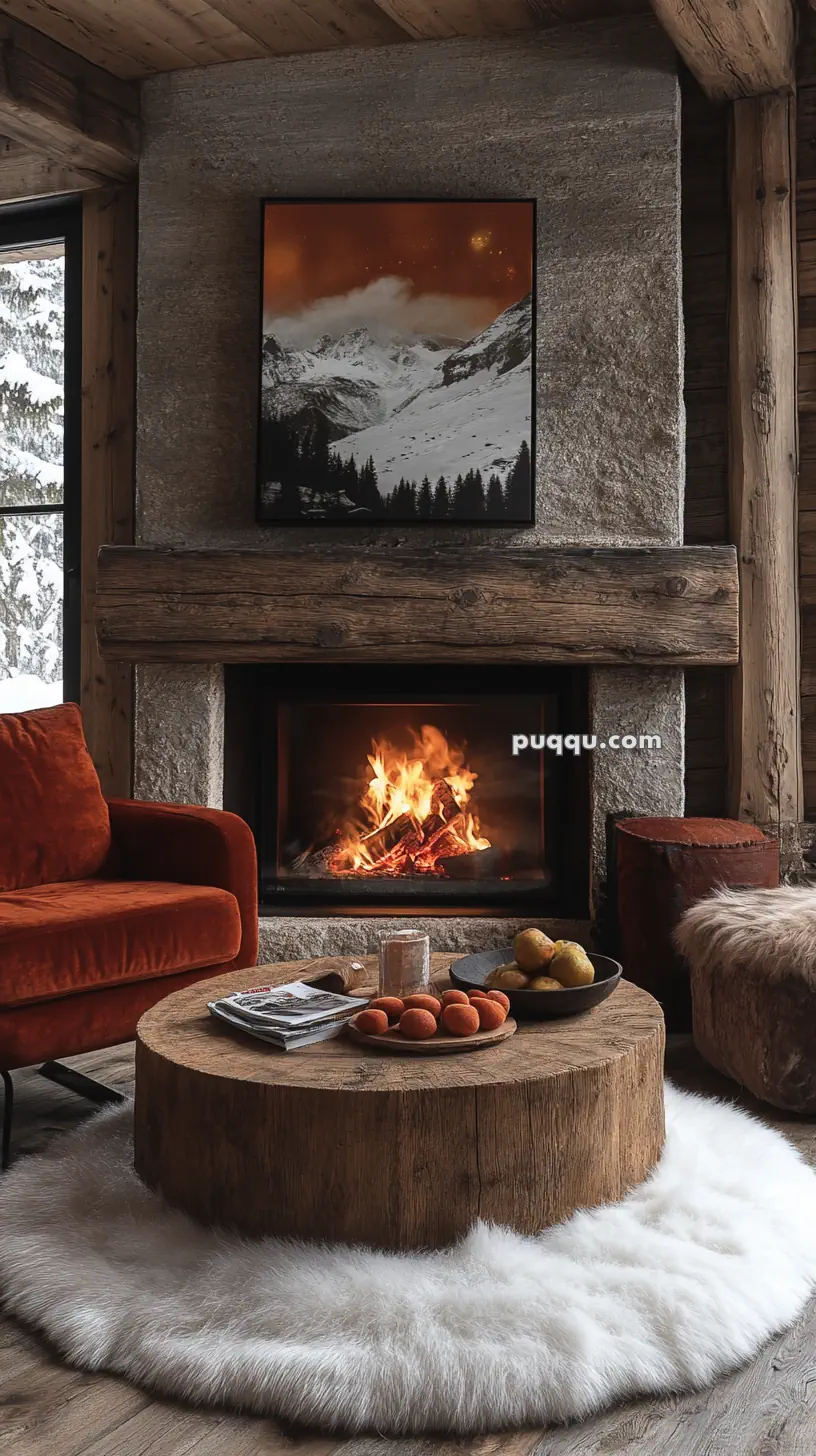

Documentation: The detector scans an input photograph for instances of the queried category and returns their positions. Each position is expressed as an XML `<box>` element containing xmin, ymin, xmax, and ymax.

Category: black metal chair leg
<box><xmin>38</xmin><ymin>1061</ymin><xmax>125</xmax><ymax>1108</ymax></box>
<box><xmin>1</xmin><ymin>1070</ymin><xmax>12</xmax><ymax>1171</ymax></box>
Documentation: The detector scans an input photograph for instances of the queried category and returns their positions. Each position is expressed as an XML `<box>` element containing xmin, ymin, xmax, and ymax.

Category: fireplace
<box><xmin>224</xmin><ymin>665</ymin><xmax>589</xmax><ymax>915</ymax></box>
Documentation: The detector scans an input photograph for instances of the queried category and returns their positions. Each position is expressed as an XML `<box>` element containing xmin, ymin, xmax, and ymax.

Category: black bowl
<box><xmin>449</xmin><ymin>947</ymin><xmax>622</xmax><ymax>1020</ymax></box>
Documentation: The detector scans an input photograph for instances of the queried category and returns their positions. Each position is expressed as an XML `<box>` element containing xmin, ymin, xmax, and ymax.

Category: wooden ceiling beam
<box><xmin>0</xmin><ymin>14</ymin><xmax>139</xmax><ymax>181</ymax></box>
<box><xmin>0</xmin><ymin>132</ymin><xmax>94</xmax><ymax>203</ymax></box>
<box><xmin>649</xmin><ymin>0</ymin><xmax>794</xmax><ymax>101</ymax></box>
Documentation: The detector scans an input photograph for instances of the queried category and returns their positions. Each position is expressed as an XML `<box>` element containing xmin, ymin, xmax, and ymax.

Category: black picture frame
<box><xmin>255</xmin><ymin>197</ymin><xmax>536</xmax><ymax>527</ymax></box>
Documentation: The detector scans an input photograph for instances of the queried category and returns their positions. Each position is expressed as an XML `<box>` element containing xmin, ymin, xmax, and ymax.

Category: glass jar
<box><xmin>378</xmin><ymin>929</ymin><xmax>431</xmax><ymax>1000</ymax></box>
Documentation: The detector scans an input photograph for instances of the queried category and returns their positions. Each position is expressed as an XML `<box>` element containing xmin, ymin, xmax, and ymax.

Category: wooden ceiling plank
<box><xmin>0</xmin><ymin>0</ymin><xmax>659</xmax><ymax>78</ymax></box>
<box><xmin>649</xmin><ymin>0</ymin><xmax>794</xmax><ymax>101</ymax></box>
<box><xmin>295</xmin><ymin>0</ymin><xmax>411</xmax><ymax>45</ymax></box>
<box><xmin>0</xmin><ymin>15</ymin><xmax>139</xmax><ymax>180</ymax></box>
<box><xmin>371</xmin><ymin>0</ymin><xmax>536</xmax><ymax>40</ymax></box>
<box><xmin>204</xmin><ymin>0</ymin><xmax>406</xmax><ymax>52</ymax></box>
<box><xmin>0</xmin><ymin>1</ymin><xmax>146</xmax><ymax>77</ymax></box>
<box><xmin>67</xmin><ymin>0</ymin><xmax>260</xmax><ymax>66</ymax></box>
<box><xmin>0</xmin><ymin>132</ymin><xmax>94</xmax><ymax>203</ymax></box>
<box><xmin>0</xmin><ymin>0</ymin><xmax>261</xmax><ymax>77</ymax></box>
<box><xmin>198</xmin><ymin>0</ymin><xmax>341</xmax><ymax>52</ymax></box>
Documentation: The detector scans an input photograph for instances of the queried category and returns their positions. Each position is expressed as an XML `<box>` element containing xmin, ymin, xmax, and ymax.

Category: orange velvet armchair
<box><xmin>0</xmin><ymin>702</ymin><xmax>258</xmax><ymax>1167</ymax></box>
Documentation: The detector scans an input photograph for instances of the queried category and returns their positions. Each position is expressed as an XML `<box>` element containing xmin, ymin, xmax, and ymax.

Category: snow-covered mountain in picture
<box><xmin>258</xmin><ymin>292</ymin><xmax>533</xmax><ymax>521</ymax></box>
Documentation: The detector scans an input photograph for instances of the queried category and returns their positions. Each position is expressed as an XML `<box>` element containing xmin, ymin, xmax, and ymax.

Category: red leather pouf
<box><xmin>616</xmin><ymin>817</ymin><xmax>779</xmax><ymax>1031</ymax></box>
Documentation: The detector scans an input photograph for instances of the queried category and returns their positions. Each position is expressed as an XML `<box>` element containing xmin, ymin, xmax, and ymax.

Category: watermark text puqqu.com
<box><xmin>512</xmin><ymin>732</ymin><xmax>662</xmax><ymax>757</ymax></box>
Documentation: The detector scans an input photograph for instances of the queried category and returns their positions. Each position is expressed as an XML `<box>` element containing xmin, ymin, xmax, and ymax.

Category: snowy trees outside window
<box><xmin>0</xmin><ymin>251</ymin><xmax>65</xmax><ymax>713</ymax></box>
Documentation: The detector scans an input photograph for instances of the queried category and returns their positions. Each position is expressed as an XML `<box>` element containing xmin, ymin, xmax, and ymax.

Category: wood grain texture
<box><xmin>133</xmin><ymin>956</ymin><xmax>666</xmax><ymax>1249</ymax></box>
<box><xmin>680</xmin><ymin>70</ymin><xmax>731</xmax><ymax>819</ymax></box>
<box><xmin>729</xmin><ymin>92</ymin><xmax>802</xmax><ymax>830</ymax></box>
<box><xmin>95</xmin><ymin>546</ymin><xmax>739</xmax><ymax>666</ymax></box>
<box><xmin>649</xmin><ymin>0</ymin><xmax>795</xmax><ymax>101</ymax></box>
<box><xmin>0</xmin><ymin>0</ymin><xmax>649</xmax><ymax>77</ymax></box>
<box><xmin>205</xmin><ymin>0</ymin><xmax>410</xmax><ymax>51</ymax></box>
<box><xmin>0</xmin><ymin>14</ymin><xmax>139</xmax><ymax>182</ymax></box>
<box><xmin>797</xmin><ymin>11</ymin><xmax>816</xmax><ymax>820</ymax></box>
<box><xmin>80</xmin><ymin>187</ymin><xmax>135</xmax><ymax>798</ymax></box>
<box><xmin>0</xmin><ymin>0</ymin><xmax>263</xmax><ymax>79</ymax></box>
<box><xmin>2</xmin><ymin>1037</ymin><xmax>816</xmax><ymax>1452</ymax></box>
<box><xmin>0</xmin><ymin>132</ymin><xmax>94</xmax><ymax>202</ymax></box>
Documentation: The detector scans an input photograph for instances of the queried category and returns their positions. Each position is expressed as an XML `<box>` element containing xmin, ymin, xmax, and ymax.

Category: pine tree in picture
<box><xmin>257</xmin><ymin>199</ymin><xmax>535</xmax><ymax>524</ymax></box>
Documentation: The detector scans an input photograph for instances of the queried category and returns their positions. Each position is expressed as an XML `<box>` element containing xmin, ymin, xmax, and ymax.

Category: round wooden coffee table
<box><xmin>134</xmin><ymin>955</ymin><xmax>665</xmax><ymax>1249</ymax></box>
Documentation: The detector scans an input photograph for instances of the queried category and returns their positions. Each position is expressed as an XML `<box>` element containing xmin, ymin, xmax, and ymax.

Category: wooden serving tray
<box><xmin>347</xmin><ymin>1013</ymin><xmax>517</xmax><ymax>1054</ymax></box>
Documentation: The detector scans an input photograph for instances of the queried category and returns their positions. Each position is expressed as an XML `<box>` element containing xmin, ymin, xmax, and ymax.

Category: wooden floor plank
<box><xmin>1</xmin><ymin>1038</ymin><xmax>815</xmax><ymax>1456</ymax></box>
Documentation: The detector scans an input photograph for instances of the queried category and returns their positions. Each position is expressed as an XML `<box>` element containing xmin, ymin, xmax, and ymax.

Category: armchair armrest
<box><xmin>107</xmin><ymin>799</ymin><xmax>258</xmax><ymax>969</ymax></box>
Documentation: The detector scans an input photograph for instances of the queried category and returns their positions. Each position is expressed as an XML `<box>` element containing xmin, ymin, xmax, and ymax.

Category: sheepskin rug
<box><xmin>2</xmin><ymin>1085</ymin><xmax>816</xmax><ymax>1435</ymax></box>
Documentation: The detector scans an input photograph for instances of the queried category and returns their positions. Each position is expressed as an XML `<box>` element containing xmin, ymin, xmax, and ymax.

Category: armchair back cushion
<box><xmin>0</xmin><ymin>703</ymin><xmax>111</xmax><ymax>892</ymax></box>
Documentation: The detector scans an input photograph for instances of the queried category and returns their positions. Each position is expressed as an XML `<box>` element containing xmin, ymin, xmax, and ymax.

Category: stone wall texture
<box><xmin>136</xmin><ymin>17</ymin><xmax>682</xmax><ymax>551</ymax></box>
<box><xmin>133</xmin><ymin>18</ymin><xmax>686</xmax><ymax>941</ymax></box>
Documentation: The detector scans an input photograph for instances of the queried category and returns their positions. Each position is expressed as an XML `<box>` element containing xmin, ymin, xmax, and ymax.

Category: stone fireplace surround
<box><xmin>131</xmin><ymin>16</ymin><xmax>686</xmax><ymax>958</ymax></box>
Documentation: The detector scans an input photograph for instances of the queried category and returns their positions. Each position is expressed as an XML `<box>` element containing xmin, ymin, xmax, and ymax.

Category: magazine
<box><xmin>211</xmin><ymin>980</ymin><xmax>369</xmax><ymax>1027</ymax></box>
<box><xmin>207</xmin><ymin>975</ymin><xmax>370</xmax><ymax>1050</ymax></box>
<box><xmin>208</xmin><ymin>1001</ymin><xmax>354</xmax><ymax>1050</ymax></box>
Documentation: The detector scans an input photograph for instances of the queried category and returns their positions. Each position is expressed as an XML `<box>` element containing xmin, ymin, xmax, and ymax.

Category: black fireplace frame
<box><xmin>224</xmin><ymin>663</ymin><xmax>589</xmax><ymax>917</ymax></box>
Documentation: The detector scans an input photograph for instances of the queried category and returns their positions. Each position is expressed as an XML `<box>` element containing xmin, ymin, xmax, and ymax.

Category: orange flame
<box><xmin>327</xmin><ymin>723</ymin><xmax>490</xmax><ymax>877</ymax></box>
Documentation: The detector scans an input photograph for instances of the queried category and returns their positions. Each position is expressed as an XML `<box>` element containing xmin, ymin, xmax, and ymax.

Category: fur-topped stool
<box><xmin>675</xmin><ymin>885</ymin><xmax>816</xmax><ymax>1113</ymax></box>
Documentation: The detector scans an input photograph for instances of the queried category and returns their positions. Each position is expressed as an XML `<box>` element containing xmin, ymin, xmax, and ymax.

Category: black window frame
<box><xmin>0</xmin><ymin>198</ymin><xmax>82</xmax><ymax>705</ymax></box>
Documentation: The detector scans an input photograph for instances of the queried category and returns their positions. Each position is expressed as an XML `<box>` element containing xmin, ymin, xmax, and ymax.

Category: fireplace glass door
<box><xmin>226</xmin><ymin>665</ymin><xmax>587</xmax><ymax>914</ymax></box>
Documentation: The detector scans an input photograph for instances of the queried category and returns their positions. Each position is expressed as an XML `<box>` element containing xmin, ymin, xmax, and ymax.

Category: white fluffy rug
<box><xmin>2</xmin><ymin>1085</ymin><xmax>816</xmax><ymax>1434</ymax></box>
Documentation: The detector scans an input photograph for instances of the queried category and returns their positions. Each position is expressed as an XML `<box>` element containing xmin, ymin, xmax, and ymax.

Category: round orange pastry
<box><xmin>355</xmin><ymin>1008</ymin><xmax>389</xmax><ymax>1035</ymax></box>
<box><xmin>486</xmin><ymin>990</ymin><xmax>511</xmax><ymax>1011</ymax></box>
<box><xmin>440</xmin><ymin>989</ymin><xmax>470</xmax><ymax>1008</ymax></box>
<box><xmin>402</xmin><ymin>994</ymin><xmax>442</xmax><ymax>1016</ymax></box>
<box><xmin>441</xmin><ymin>1003</ymin><xmax>480</xmax><ymax>1037</ymax></box>
<box><xmin>468</xmin><ymin>990</ymin><xmax>489</xmax><ymax>1002</ymax></box>
<box><xmin>367</xmin><ymin>996</ymin><xmax>404</xmax><ymax>1024</ymax></box>
<box><xmin>474</xmin><ymin>998</ymin><xmax>507</xmax><ymax>1030</ymax></box>
<box><xmin>399</xmin><ymin>1008</ymin><xmax>438</xmax><ymax>1040</ymax></box>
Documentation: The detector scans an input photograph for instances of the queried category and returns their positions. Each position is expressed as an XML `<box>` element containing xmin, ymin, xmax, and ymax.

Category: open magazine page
<box><xmin>214</xmin><ymin>981</ymin><xmax>369</xmax><ymax>1027</ymax></box>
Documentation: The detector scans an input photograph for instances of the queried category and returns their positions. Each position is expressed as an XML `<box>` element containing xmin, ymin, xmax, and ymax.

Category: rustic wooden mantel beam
<box><xmin>94</xmin><ymin>545</ymin><xmax>739</xmax><ymax>667</ymax></box>
<box><xmin>728</xmin><ymin>92</ymin><xmax>802</xmax><ymax>829</ymax></box>
<box><xmin>649</xmin><ymin>0</ymin><xmax>794</xmax><ymax>102</ymax></box>
<box><xmin>0</xmin><ymin>16</ymin><xmax>139</xmax><ymax>182</ymax></box>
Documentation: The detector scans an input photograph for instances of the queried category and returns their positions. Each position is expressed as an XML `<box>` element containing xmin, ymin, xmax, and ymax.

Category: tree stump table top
<box><xmin>134</xmin><ymin>954</ymin><xmax>666</xmax><ymax>1249</ymax></box>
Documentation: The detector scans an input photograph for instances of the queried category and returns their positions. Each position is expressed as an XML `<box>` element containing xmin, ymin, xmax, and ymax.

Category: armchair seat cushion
<box><xmin>0</xmin><ymin>879</ymin><xmax>242</xmax><ymax>1010</ymax></box>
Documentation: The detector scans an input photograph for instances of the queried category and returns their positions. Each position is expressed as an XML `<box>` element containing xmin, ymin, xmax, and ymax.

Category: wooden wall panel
<box><xmin>81</xmin><ymin>186</ymin><xmax>136</xmax><ymax>798</ymax></box>
<box><xmin>800</xmin><ymin>6</ymin><xmax>816</xmax><ymax>819</ymax></box>
<box><xmin>681</xmin><ymin>67</ymin><xmax>731</xmax><ymax>816</ymax></box>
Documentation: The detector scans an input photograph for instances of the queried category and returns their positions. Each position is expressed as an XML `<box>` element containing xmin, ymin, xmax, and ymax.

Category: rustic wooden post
<box><xmin>81</xmin><ymin>185</ymin><xmax>136</xmax><ymax>797</ymax></box>
<box><xmin>728</xmin><ymin>90</ymin><xmax>802</xmax><ymax>833</ymax></box>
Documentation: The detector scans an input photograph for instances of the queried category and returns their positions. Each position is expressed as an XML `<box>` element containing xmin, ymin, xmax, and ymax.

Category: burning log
<box><xmin>291</xmin><ymin>845</ymin><xmax>338</xmax><ymax>878</ymax></box>
<box><xmin>430</xmin><ymin>779</ymin><xmax>461</xmax><ymax>822</ymax></box>
<box><xmin>359</xmin><ymin>813</ymin><xmax>414</xmax><ymax>860</ymax></box>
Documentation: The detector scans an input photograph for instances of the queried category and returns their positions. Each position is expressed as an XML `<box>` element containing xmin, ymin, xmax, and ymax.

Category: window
<box><xmin>0</xmin><ymin>203</ymin><xmax>81</xmax><ymax>714</ymax></box>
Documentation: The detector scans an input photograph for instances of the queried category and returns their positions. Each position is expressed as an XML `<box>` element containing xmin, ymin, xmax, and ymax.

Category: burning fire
<box><xmin>327</xmin><ymin>723</ymin><xmax>490</xmax><ymax>877</ymax></box>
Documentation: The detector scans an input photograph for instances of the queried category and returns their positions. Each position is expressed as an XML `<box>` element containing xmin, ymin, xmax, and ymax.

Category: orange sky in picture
<box><xmin>263</xmin><ymin>200</ymin><xmax>534</xmax><ymax>315</ymax></box>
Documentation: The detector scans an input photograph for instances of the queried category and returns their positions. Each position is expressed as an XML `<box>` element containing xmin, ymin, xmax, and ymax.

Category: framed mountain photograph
<box><xmin>256</xmin><ymin>199</ymin><xmax>535</xmax><ymax>524</ymax></box>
